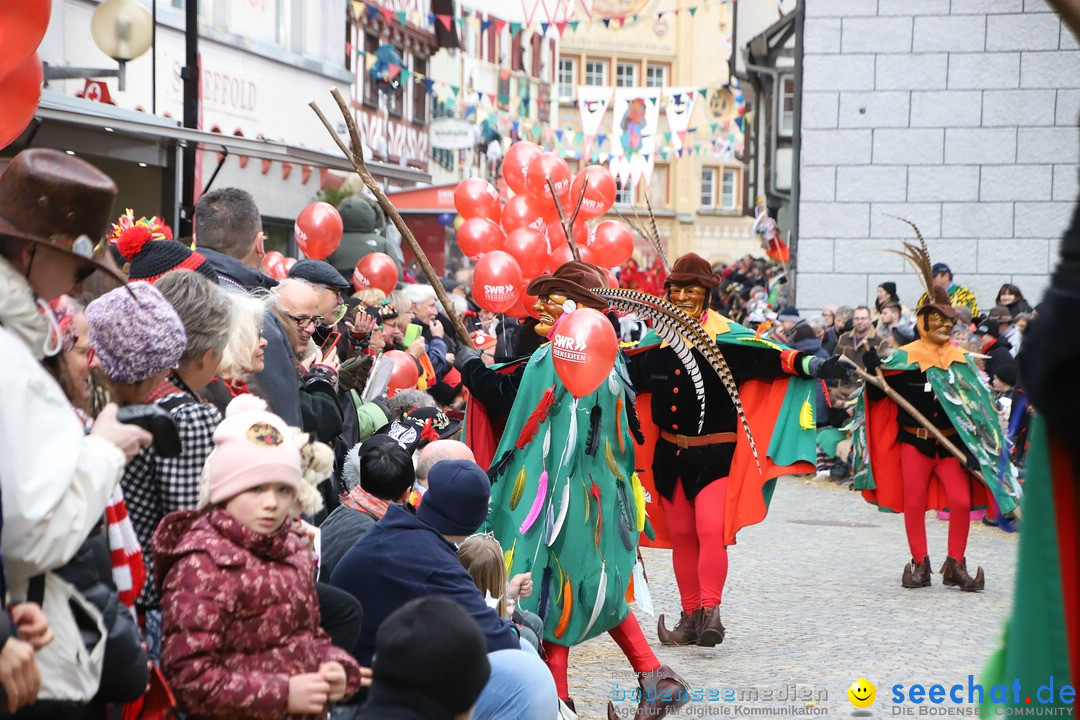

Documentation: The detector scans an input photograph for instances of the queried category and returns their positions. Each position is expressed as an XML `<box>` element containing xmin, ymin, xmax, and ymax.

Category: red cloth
<box><xmin>662</xmin><ymin>480</ymin><xmax>729</xmax><ymax>612</ymax></box>
<box><xmin>898</xmin><ymin>444</ymin><xmax>972</xmax><ymax>560</ymax></box>
<box><xmin>153</xmin><ymin>509</ymin><xmax>364</xmax><ymax>718</ymax></box>
<box><xmin>1049</xmin><ymin>434</ymin><xmax>1080</xmax><ymax>696</ymax></box>
<box><xmin>543</xmin><ymin>613</ymin><xmax>659</xmax><ymax>701</ymax></box>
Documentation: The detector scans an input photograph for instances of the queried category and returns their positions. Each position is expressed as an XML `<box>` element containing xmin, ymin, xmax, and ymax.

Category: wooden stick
<box><xmin>567</xmin><ymin>180</ymin><xmax>588</xmax><ymax>228</ymax></box>
<box><xmin>310</xmin><ymin>90</ymin><xmax>476</xmax><ymax>350</ymax></box>
<box><xmin>546</xmin><ymin>176</ymin><xmax>580</xmax><ymax>261</ymax></box>
<box><xmin>854</xmin><ymin>364</ymin><xmax>972</xmax><ymax>469</ymax></box>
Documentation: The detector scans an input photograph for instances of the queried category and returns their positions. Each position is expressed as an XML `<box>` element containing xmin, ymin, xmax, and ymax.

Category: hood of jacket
<box><xmin>339</xmin><ymin>196</ymin><xmax>380</xmax><ymax>234</ymax></box>
<box><xmin>0</xmin><ymin>255</ymin><xmax>51</xmax><ymax>359</ymax></box>
<box><xmin>152</xmin><ymin>508</ymin><xmax>295</xmax><ymax>592</ymax></box>
<box><xmin>198</xmin><ymin>247</ymin><xmax>278</xmax><ymax>292</ymax></box>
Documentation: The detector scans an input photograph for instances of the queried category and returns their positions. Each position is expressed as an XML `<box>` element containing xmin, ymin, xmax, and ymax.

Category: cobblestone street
<box><xmin>570</xmin><ymin>475</ymin><xmax>1020</xmax><ymax>720</ymax></box>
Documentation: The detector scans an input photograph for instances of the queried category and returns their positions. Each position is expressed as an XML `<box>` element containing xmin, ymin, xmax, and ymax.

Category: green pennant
<box><xmin>688</xmin><ymin>6</ymin><xmax>698</xmax><ymax>16</ymax></box>
<box><xmin>591</xmin><ymin>151</ymin><xmax>599</xmax><ymax>163</ymax></box>
<box><xmin>699</xmin><ymin>87</ymin><xmax>708</xmax><ymax>99</ymax></box>
<box><xmin>664</xmin><ymin>131</ymin><xmax>671</xmax><ymax>142</ymax></box>
<box><xmin>449</xmin><ymin>85</ymin><xmax>459</xmax><ymax>97</ymax></box>
<box><xmin>710</xmin><ymin>122</ymin><xmax>719</xmax><ymax>132</ymax></box>
<box><xmin>396</xmin><ymin>10</ymin><xmax>406</xmax><ymax>25</ymax></box>
<box><xmin>456</xmin><ymin>16</ymin><xmax>466</xmax><ymax>28</ymax></box>
<box><xmin>531</xmin><ymin>125</ymin><xmax>541</xmax><ymax>140</ymax></box>
<box><xmin>400</xmin><ymin>68</ymin><xmax>411</xmax><ymax>81</ymax></box>
<box><xmin>509</xmin><ymin>21</ymin><xmax>522</xmax><ymax>34</ymax></box>
<box><xmin>568</xmin><ymin>20</ymin><xmax>579</xmax><ymax>31</ymax></box>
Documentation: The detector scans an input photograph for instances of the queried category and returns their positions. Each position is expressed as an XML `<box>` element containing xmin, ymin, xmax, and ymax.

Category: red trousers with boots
<box><xmin>900</xmin><ymin>443</ymin><xmax>972</xmax><ymax>560</ymax></box>
<box><xmin>661</xmin><ymin>479</ymin><xmax>729</xmax><ymax>613</ymax></box>
<box><xmin>543</xmin><ymin>612</ymin><xmax>659</xmax><ymax>700</ymax></box>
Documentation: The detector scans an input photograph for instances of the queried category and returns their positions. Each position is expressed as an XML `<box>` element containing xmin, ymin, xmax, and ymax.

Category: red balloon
<box><xmin>501</xmin><ymin>193</ymin><xmax>554</xmax><ymax>236</ymax></box>
<box><xmin>472</xmin><ymin>250</ymin><xmax>524</xmax><ymax>313</ymax></box>
<box><xmin>547</xmin><ymin>243</ymin><xmax>593</xmax><ymax>272</ymax></box>
<box><xmin>384</xmin><ymin>349</ymin><xmax>420</xmax><ymax>399</ymax></box>
<box><xmin>604</xmin><ymin>269</ymin><xmax>619</xmax><ymax>288</ymax></box>
<box><xmin>588</xmin><ymin>221</ymin><xmax>635</xmax><ymax>268</ymax></box>
<box><xmin>570</xmin><ymin>166</ymin><xmax>617</xmax><ymax>219</ymax></box>
<box><xmin>0</xmin><ymin>1</ymin><xmax>50</xmax><ymax>81</ymax></box>
<box><xmin>294</xmin><ymin>202</ymin><xmax>343</xmax><ymax>260</ymax></box>
<box><xmin>282</xmin><ymin>257</ymin><xmax>297</xmax><ymax>272</ymax></box>
<box><xmin>454</xmin><ymin>178</ymin><xmax>501</xmax><ymax>222</ymax></box>
<box><xmin>0</xmin><ymin>53</ymin><xmax>42</xmax><ymax>151</ymax></box>
<box><xmin>551</xmin><ymin>308</ymin><xmax>618</xmax><ymax>398</ymax></box>
<box><xmin>503</xmin><ymin>141</ymin><xmax>543</xmax><ymax>196</ymax></box>
<box><xmin>261</xmin><ymin>250</ymin><xmax>287</xmax><ymax>279</ymax></box>
<box><xmin>520</xmin><ymin>290</ymin><xmax>540</xmax><ymax>319</ymax></box>
<box><xmin>503</xmin><ymin>227</ymin><xmax>548</xmax><ymax>279</ymax></box>
<box><xmin>356</xmin><ymin>252</ymin><xmax>398</xmax><ymax>296</ymax></box>
<box><xmin>524</xmin><ymin>152</ymin><xmax>572</xmax><ymax>208</ymax></box>
<box><xmin>456</xmin><ymin>217</ymin><xmax>505</xmax><ymax>259</ymax></box>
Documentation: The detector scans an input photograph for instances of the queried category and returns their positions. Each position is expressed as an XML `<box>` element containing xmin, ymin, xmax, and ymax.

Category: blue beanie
<box><xmin>415</xmin><ymin>460</ymin><xmax>490</xmax><ymax>536</ymax></box>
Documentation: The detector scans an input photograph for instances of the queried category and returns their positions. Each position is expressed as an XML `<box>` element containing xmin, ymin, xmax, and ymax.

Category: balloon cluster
<box><xmin>0</xmin><ymin>2</ymin><xmax>50</xmax><ymax>150</ymax></box>
<box><xmin>452</xmin><ymin>142</ymin><xmax>636</xmax><ymax>318</ymax></box>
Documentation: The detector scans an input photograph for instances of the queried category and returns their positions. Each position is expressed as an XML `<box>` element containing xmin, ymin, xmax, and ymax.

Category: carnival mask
<box><xmin>666</xmin><ymin>283</ymin><xmax>708</xmax><ymax>321</ymax></box>
<box><xmin>921</xmin><ymin>310</ymin><xmax>954</xmax><ymax>346</ymax></box>
<box><xmin>533</xmin><ymin>292</ymin><xmax>573</xmax><ymax>337</ymax></box>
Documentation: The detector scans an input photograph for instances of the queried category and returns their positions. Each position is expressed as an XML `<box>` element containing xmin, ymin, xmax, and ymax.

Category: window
<box><xmin>616</xmin><ymin>61</ymin><xmax>638</xmax><ymax>88</ymax></box>
<box><xmin>615</xmin><ymin>177</ymin><xmax>633</xmax><ymax>205</ymax></box>
<box><xmin>646</xmin><ymin>64</ymin><xmax>667</xmax><ymax>88</ymax></box>
<box><xmin>363</xmin><ymin>33</ymin><xmax>379</xmax><ymax>107</ymax></box>
<box><xmin>700</xmin><ymin>167</ymin><xmax>716</xmax><ymax>208</ymax></box>
<box><xmin>584</xmin><ymin>59</ymin><xmax>607</xmax><ymax>87</ymax></box>
<box><xmin>780</xmin><ymin>75</ymin><xmax>795</xmax><ymax>135</ymax></box>
<box><xmin>387</xmin><ymin>46</ymin><xmax>405</xmax><ymax>117</ymax></box>
<box><xmin>557</xmin><ymin>58</ymin><xmax>577</xmax><ymax>100</ymax></box>
<box><xmin>412</xmin><ymin>56</ymin><xmax>427</xmax><ymax>124</ymax></box>
<box><xmin>721</xmin><ymin>168</ymin><xmax>738</xmax><ymax>209</ymax></box>
<box><xmin>648</xmin><ymin>164</ymin><xmax>669</xmax><ymax>207</ymax></box>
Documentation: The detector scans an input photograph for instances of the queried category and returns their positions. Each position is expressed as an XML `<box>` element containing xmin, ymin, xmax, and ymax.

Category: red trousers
<box><xmin>660</xmin><ymin>479</ymin><xmax>729</xmax><ymax>614</ymax></box>
<box><xmin>543</xmin><ymin>612</ymin><xmax>658</xmax><ymax>701</ymax></box>
<box><xmin>900</xmin><ymin>443</ymin><xmax>972</xmax><ymax>561</ymax></box>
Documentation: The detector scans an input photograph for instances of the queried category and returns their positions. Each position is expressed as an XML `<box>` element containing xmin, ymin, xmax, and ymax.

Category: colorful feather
<box><xmin>547</xmin><ymin>477</ymin><xmax>571</xmax><ymax>546</ymax></box>
<box><xmin>554</xmin><ymin>574</ymin><xmax>573</xmax><ymax>638</ymax></box>
<box><xmin>582</xmin><ymin>478</ymin><xmax>591</xmax><ymax>523</ymax></box>
<box><xmin>488</xmin><ymin>450</ymin><xmax>514</xmax><ymax>482</ymax></box>
<box><xmin>615</xmin><ymin>395</ymin><xmax>625</xmax><ymax>453</ymax></box>
<box><xmin>520</xmin><ymin>470</ymin><xmax>548</xmax><ymax>534</ymax></box>
<box><xmin>585</xmin><ymin>403</ymin><xmax>602</xmax><ymax>456</ymax></box>
<box><xmin>631</xmin><ymin>473</ymin><xmax>646</xmax><ymax>532</ymax></box>
<box><xmin>618</xmin><ymin>510</ymin><xmax>634</xmax><ymax>551</ymax></box>
<box><xmin>509</xmin><ymin>468</ymin><xmax>527</xmax><ymax>510</ymax></box>
<box><xmin>632</xmin><ymin>557</ymin><xmax>654</xmax><ymax>616</ymax></box>
<box><xmin>557</xmin><ymin>398</ymin><xmax>579</xmax><ymax>475</ymax></box>
<box><xmin>516</xmin><ymin>384</ymin><xmax>557</xmax><ymax>450</ymax></box>
<box><xmin>616</xmin><ymin>478</ymin><xmax>634</xmax><ymax>529</ymax></box>
<box><xmin>537</xmin><ymin>564</ymin><xmax>553</xmax><ymax>626</ymax></box>
<box><xmin>753</xmin><ymin>320</ymin><xmax>774</xmax><ymax>340</ymax></box>
<box><xmin>604</xmin><ymin>440</ymin><xmax>625</xmax><ymax>481</ymax></box>
<box><xmin>626</xmin><ymin>395</ymin><xmax>645</xmax><ymax>445</ymax></box>
<box><xmin>590</xmin><ymin>478</ymin><xmax>602</xmax><ymax>549</ymax></box>
<box><xmin>503</xmin><ymin>538</ymin><xmax>516</xmax><ymax>575</ymax></box>
<box><xmin>799</xmin><ymin>393</ymin><xmax>815</xmax><ymax>430</ymax></box>
<box><xmin>580</xmin><ymin>563</ymin><xmax>607</xmax><ymax>640</ymax></box>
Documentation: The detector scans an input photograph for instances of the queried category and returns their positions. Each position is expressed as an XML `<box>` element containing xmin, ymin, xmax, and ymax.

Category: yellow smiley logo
<box><xmin>848</xmin><ymin>679</ymin><xmax>876</xmax><ymax>708</ymax></box>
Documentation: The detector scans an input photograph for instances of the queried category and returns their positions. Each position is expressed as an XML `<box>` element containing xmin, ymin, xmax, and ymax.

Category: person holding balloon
<box><xmin>625</xmin><ymin>253</ymin><xmax>851</xmax><ymax>650</ymax></box>
<box><xmin>456</xmin><ymin>260</ymin><xmax>691</xmax><ymax>720</ymax></box>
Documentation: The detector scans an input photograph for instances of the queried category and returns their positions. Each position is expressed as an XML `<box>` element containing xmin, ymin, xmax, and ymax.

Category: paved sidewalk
<box><xmin>569</xmin><ymin>475</ymin><xmax>1020</xmax><ymax>719</ymax></box>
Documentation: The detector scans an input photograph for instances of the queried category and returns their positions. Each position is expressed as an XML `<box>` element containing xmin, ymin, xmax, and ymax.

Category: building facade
<box><xmin>795</xmin><ymin>0</ymin><xmax>1079</xmax><ymax>312</ymax></box>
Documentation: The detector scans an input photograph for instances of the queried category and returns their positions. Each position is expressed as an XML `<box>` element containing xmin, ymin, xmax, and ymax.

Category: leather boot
<box><xmin>940</xmin><ymin>556</ymin><xmax>985</xmax><ymax>592</ymax></box>
<box><xmin>901</xmin><ymin>556</ymin><xmax>932</xmax><ymax>588</ymax></box>
<box><xmin>657</xmin><ymin>609</ymin><xmax>701</xmax><ymax>646</ymax></box>
<box><xmin>633</xmin><ymin>665</ymin><xmax>691</xmax><ymax>720</ymax></box>
<box><xmin>696</xmin><ymin>605</ymin><xmax>726</xmax><ymax>647</ymax></box>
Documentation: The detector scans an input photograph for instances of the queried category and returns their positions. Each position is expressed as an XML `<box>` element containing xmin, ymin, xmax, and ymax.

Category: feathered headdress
<box><xmin>884</xmin><ymin>215</ymin><xmax>957</xmax><ymax>319</ymax></box>
<box><xmin>108</xmin><ymin>208</ymin><xmax>173</xmax><ymax>245</ymax></box>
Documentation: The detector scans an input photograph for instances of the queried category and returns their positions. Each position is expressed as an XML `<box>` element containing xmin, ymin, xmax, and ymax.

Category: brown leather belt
<box><xmin>900</xmin><ymin>425</ymin><xmax>957</xmax><ymax>441</ymax></box>
<box><xmin>660</xmin><ymin>430</ymin><xmax>738</xmax><ymax>448</ymax></box>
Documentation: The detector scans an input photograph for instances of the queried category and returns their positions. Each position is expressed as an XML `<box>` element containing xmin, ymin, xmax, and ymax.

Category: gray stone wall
<box><xmin>796</xmin><ymin>0</ymin><xmax>1079</xmax><ymax>314</ymax></box>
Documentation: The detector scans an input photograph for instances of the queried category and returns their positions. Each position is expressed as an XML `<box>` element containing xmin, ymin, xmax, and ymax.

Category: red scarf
<box><xmin>340</xmin><ymin>485</ymin><xmax>390</xmax><ymax>520</ymax></box>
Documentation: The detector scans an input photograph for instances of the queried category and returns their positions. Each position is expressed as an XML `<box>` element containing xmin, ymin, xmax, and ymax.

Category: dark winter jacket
<box><xmin>199</xmin><ymin>248</ymin><xmax>302</xmax><ymax>426</ymax></box>
<box><xmin>328</xmin><ymin>197</ymin><xmax>404</xmax><ymax>283</ymax></box>
<box><xmin>982</xmin><ymin>338</ymin><xmax>1016</xmax><ymax>386</ymax></box>
<box><xmin>154</xmin><ymin>508</ymin><xmax>364</xmax><ymax>720</ymax></box>
<box><xmin>317</xmin><ymin>505</ymin><xmax>377</xmax><ymax>582</ymax></box>
<box><xmin>329</xmin><ymin>505</ymin><xmax>519</xmax><ymax>670</ymax></box>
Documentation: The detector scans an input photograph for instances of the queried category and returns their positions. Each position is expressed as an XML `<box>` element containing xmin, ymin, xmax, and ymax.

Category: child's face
<box><xmin>225</xmin><ymin>484</ymin><xmax>296</xmax><ymax>534</ymax></box>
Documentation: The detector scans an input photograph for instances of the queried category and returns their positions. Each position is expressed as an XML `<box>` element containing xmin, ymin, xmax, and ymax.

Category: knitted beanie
<box><xmin>86</xmin><ymin>281</ymin><xmax>187</xmax><ymax>383</ymax></box>
<box><xmin>118</xmin><ymin>226</ymin><xmax>217</xmax><ymax>284</ymax></box>
<box><xmin>206</xmin><ymin>395</ymin><xmax>301</xmax><ymax>505</ymax></box>
<box><xmin>414</xmin><ymin>459</ymin><xmax>490</xmax><ymax>536</ymax></box>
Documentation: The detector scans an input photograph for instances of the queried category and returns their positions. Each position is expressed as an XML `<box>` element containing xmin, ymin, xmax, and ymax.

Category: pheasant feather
<box><xmin>580</xmin><ymin>563</ymin><xmax>608</xmax><ymax>640</ymax></box>
<box><xmin>642</xmin><ymin>192</ymin><xmax>671</xmax><ymax>272</ymax></box>
<box><xmin>509</xmin><ymin>468</ymin><xmax>527</xmax><ymax>510</ymax></box>
<box><xmin>591</xmin><ymin>287</ymin><xmax>762</xmax><ymax>472</ymax></box>
<box><xmin>547</xmin><ymin>477</ymin><xmax>571</xmax><ymax>546</ymax></box>
<box><xmin>585</xmin><ymin>403</ymin><xmax>602</xmax><ymax>456</ymax></box>
<box><xmin>618</xmin><ymin>511</ymin><xmax>634</xmax><ymax>551</ymax></box>
<box><xmin>884</xmin><ymin>215</ymin><xmax>934</xmax><ymax>304</ymax></box>
<box><xmin>604</xmin><ymin>440</ymin><xmax>625</xmax><ymax>481</ymax></box>
<box><xmin>554</xmin><ymin>574</ymin><xmax>573</xmax><ymax>638</ymax></box>
<box><xmin>516</xmin><ymin>384</ymin><xmax>557</xmax><ymax>450</ymax></box>
<box><xmin>520</xmin><ymin>470</ymin><xmax>548</xmax><ymax>534</ymax></box>
<box><xmin>616</xmin><ymin>478</ymin><xmax>634</xmax><ymax>529</ymax></box>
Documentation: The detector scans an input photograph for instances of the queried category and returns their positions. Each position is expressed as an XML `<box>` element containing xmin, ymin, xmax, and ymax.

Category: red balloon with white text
<box><xmin>472</xmin><ymin>250</ymin><xmax>524</xmax><ymax>313</ymax></box>
<box><xmin>294</xmin><ymin>202</ymin><xmax>343</xmax><ymax>260</ymax></box>
<box><xmin>551</xmin><ymin>308</ymin><xmax>618</xmax><ymax>398</ymax></box>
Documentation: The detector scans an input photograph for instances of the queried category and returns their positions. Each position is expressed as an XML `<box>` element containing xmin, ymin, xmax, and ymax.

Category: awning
<box><xmin>385</xmin><ymin>183</ymin><xmax>458</xmax><ymax>213</ymax></box>
<box><xmin>23</xmin><ymin>93</ymin><xmax>432</xmax><ymax>185</ymax></box>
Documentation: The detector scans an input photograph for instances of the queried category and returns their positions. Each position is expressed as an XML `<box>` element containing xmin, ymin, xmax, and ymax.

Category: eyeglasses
<box><xmin>287</xmin><ymin>313</ymin><xmax>323</xmax><ymax>329</ymax></box>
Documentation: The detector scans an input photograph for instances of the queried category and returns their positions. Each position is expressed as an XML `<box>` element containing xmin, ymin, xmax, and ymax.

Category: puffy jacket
<box><xmin>154</xmin><ymin>508</ymin><xmax>364</xmax><ymax>720</ymax></box>
<box><xmin>328</xmin><ymin>197</ymin><xmax>403</xmax><ymax>282</ymax></box>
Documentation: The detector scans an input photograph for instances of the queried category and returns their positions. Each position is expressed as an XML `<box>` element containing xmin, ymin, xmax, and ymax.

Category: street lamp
<box><xmin>43</xmin><ymin>0</ymin><xmax>153</xmax><ymax>91</ymax></box>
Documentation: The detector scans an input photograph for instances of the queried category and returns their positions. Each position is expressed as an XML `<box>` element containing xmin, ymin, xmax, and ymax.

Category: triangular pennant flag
<box><xmin>555</xmin><ymin>20</ymin><xmax>567</xmax><ymax>36</ymax></box>
<box><xmin>425</xmin><ymin>79</ymin><xmax>435</xmax><ymax>95</ymax></box>
<box><xmin>509</xmin><ymin>21</ymin><xmax>522</xmax><ymax>33</ymax></box>
<box><xmin>657</xmin><ymin>11</ymin><xmax>664</xmax><ymax>19</ymax></box>
<box><xmin>631</xmin><ymin>14</ymin><xmax>638</xmax><ymax>22</ymax></box>
<box><xmin>400</xmin><ymin>67</ymin><xmax>411</xmax><ymax>81</ymax></box>
<box><xmin>449</xmin><ymin>84</ymin><xmax>459</xmax><ymax>97</ymax></box>
<box><xmin>596</xmin><ymin>133</ymin><xmax>607</xmax><ymax>146</ymax></box>
<box><xmin>555</xmin><ymin>129</ymin><xmax>564</xmax><ymax>141</ymax></box>
<box><xmin>493</xmin><ymin>18</ymin><xmax>506</xmax><ymax>33</ymax></box>
<box><xmin>699</xmin><ymin>87</ymin><xmax>708</xmax><ymax>99</ymax></box>
<box><xmin>591</xmin><ymin>151</ymin><xmax>599</xmax><ymax>163</ymax></box>
<box><xmin>380</xmin><ymin>7</ymin><xmax>394</xmax><ymax>24</ymax></box>
<box><xmin>364</xmin><ymin>53</ymin><xmax>378</xmax><ymax>71</ymax></box>
<box><xmin>387</xmin><ymin>63</ymin><xmax>402</xmax><ymax>81</ymax></box>
<box><xmin>689</xmin><ymin>6</ymin><xmax>698</xmax><ymax>16</ymax></box>
<box><xmin>710</xmin><ymin>122</ymin><xmax>719</xmax><ymax>132</ymax></box>
<box><xmin>602</xmin><ymin>17</ymin><xmax>610</xmax><ymax>27</ymax></box>
<box><xmin>428</xmin><ymin>13</ymin><xmax>435</xmax><ymax>24</ymax></box>
<box><xmin>481</xmin><ymin>18</ymin><xmax>492</xmax><ymax>32</ymax></box>
<box><xmin>540</xmin><ymin>21</ymin><xmax>549</xmax><ymax>34</ymax></box>
<box><xmin>396</xmin><ymin>10</ymin><xmax>406</xmax><ymax>25</ymax></box>
<box><xmin>366</xmin><ymin>4</ymin><xmax>378</xmax><ymax>23</ymax></box>
<box><xmin>477</xmin><ymin>91</ymin><xmax>484</xmax><ymax>103</ymax></box>
<box><xmin>531</xmin><ymin>125</ymin><xmax>541</xmax><ymax>140</ymax></box>
<box><xmin>437</xmin><ymin>14</ymin><xmax>452</xmax><ymax>31</ymax></box>
<box><xmin>672</xmin><ymin>8</ymin><xmax>680</xmax><ymax>15</ymax></box>
<box><xmin>569</xmin><ymin>20</ymin><xmax>579</xmax><ymax>31</ymax></box>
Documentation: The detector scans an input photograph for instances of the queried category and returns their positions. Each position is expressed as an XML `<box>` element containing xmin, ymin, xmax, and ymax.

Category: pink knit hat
<box><xmin>206</xmin><ymin>396</ymin><xmax>301</xmax><ymax>505</ymax></box>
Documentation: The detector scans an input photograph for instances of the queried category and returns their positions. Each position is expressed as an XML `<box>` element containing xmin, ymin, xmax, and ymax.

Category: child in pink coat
<box><xmin>154</xmin><ymin>396</ymin><xmax>368</xmax><ymax>719</ymax></box>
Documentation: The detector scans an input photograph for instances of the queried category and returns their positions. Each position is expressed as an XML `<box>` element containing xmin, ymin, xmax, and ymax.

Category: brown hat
<box><xmin>0</xmin><ymin>148</ymin><xmax>126</xmax><ymax>285</ymax></box>
<box><xmin>664</xmin><ymin>253</ymin><xmax>720</xmax><ymax>289</ymax></box>
<box><xmin>986</xmin><ymin>305</ymin><xmax>1011</xmax><ymax>322</ymax></box>
<box><xmin>527</xmin><ymin>259</ymin><xmax>608</xmax><ymax>309</ymax></box>
<box><xmin>916</xmin><ymin>286</ymin><xmax>958</xmax><ymax>320</ymax></box>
